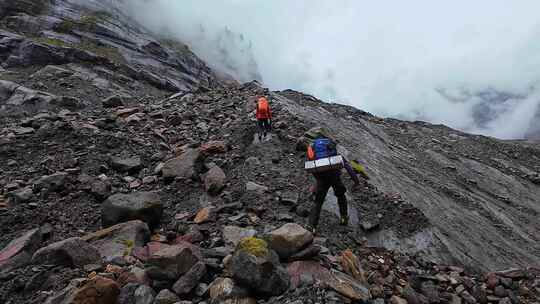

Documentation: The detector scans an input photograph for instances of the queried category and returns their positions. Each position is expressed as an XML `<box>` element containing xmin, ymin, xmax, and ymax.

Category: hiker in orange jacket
<box><xmin>255</xmin><ymin>96</ymin><xmax>272</xmax><ymax>140</ymax></box>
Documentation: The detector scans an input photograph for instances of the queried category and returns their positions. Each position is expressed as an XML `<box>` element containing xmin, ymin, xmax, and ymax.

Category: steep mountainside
<box><xmin>0</xmin><ymin>1</ymin><xmax>539</xmax><ymax>304</ymax></box>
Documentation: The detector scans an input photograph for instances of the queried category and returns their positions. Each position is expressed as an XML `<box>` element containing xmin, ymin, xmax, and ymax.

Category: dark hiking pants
<box><xmin>257</xmin><ymin>119</ymin><xmax>271</xmax><ymax>136</ymax></box>
<box><xmin>309</xmin><ymin>171</ymin><xmax>348</xmax><ymax>228</ymax></box>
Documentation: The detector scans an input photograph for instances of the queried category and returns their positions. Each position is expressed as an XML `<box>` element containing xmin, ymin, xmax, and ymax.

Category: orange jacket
<box><xmin>256</xmin><ymin>97</ymin><xmax>272</xmax><ymax>119</ymax></box>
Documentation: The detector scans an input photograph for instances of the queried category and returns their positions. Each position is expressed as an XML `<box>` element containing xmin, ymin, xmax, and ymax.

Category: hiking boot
<box><xmin>258</xmin><ymin>134</ymin><xmax>262</xmax><ymax>141</ymax></box>
<box><xmin>340</xmin><ymin>216</ymin><xmax>349</xmax><ymax>226</ymax></box>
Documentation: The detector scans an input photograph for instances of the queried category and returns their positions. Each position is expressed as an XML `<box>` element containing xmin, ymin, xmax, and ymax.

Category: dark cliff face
<box><xmin>0</xmin><ymin>0</ymin><xmax>52</xmax><ymax>18</ymax></box>
<box><xmin>0</xmin><ymin>0</ymin><xmax>221</xmax><ymax>96</ymax></box>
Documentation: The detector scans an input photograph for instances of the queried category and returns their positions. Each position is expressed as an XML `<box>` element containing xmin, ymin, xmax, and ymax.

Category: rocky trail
<box><xmin>0</xmin><ymin>1</ymin><xmax>539</xmax><ymax>304</ymax></box>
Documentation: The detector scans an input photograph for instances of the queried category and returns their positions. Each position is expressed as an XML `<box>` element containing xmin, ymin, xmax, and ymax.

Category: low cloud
<box><xmin>120</xmin><ymin>0</ymin><xmax>540</xmax><ymax>139</ymax></box>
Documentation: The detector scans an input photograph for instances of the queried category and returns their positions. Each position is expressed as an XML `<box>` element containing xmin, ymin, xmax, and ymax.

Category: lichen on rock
<box><xmin>236</xmin><ymin>237</ymin><xmax>268</xmax><ymax>257</ymax></box>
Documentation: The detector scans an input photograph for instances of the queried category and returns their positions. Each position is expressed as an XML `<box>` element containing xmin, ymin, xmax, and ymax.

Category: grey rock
<box><xmin>288</xmin><ymin>244</ymin><xmax>321</xmax><ymax>262</ymax></box>
<box><xmin>494</xmin><ymin>286</ymin><xmax>508</xmax><ymax>298</ymax></box>
<box><xmin>208</xmin><ymin>277</ymin><xmax>254</xmax><ymax>303</ymax></box>
<box><xmin>162</xmin><ymin>149</ymin><xmax>202</xmax><ymax>180</ymax></box>
<box><xmin>30</xmin><ymin>65</ymin><xmax>73</xmax><ymax>79</ymax></box>
<box><xmin>103</xmin><ymin>95</ymin><xmax>127</xmax><ymax>108</ymax></box>
<box><xmin>203</xmin><ymin>166</ymin><xmax>226</xmax><ymax>195</ymax></box>
<box><xmin>231</xmin><ymin>248</ymin><xmax>290</xmax><ymax>296</ymax></box>
<box><xmin>34</xmin><ymin>172</ymin><xmax>67</xmax><ymax>191</ymax></box>
<box><xmin>82</xmin><ymin>220</ymin><xmax>150</xmax><ymax>262</ymax></box>
<box><xmin>111</xmin><ymin>155</ymin><xmax>142</xmax><ymax>173</ymax></box>
<box><xmin>91</xmin><ymin>180</ymin><xmax>111</xmax><ymax>199</ymax></box>
<box><xmin>153</xmin><ymin>289</ymin><xmax>179</xmax><ymax>304</ymax></box>
<box><xmin>8</xmin><ymin>186</ymin><xmax>33</xmax><ymax>204</ymax></box>
<box><xmin>51</xmin><ymin>96</ymin><xmax>84</xmax><ymax>110</ymax></box>
<box><xmin>420</xmin><ymin>281</ymin><xmax>440</xmax><ymax>303</ymax></box>
<box><xmin>118</xmin><ymin>283</ymin><xmax>140</xmax><ymax>304</ymax></box>
<box><xmin>135</xmin><ymin>285</ymin><xmax>156</xmax><ymax>304</ymax></box>
<box><xmin>360</xmin><ymin>219</ymin><xmax>380</xmax><ymax>231</ymax></box>
<box><xmin>277</xmin><ymin>213</ymin><xmax>294</xmax><ymax>222</ymax></box>
<box><xmin>31</xmin><ymin>237</ymin><xmax>102</xmax><ymax>267</ymax></box>
<box><xmin>461</xmin><ymin>291</ymin><xmax>477</xmax><ymax>304</ymax></box>
<box><xmin>195</xmin><ymin>283</ymin><xmax>209</xmax><ymax>297</ymax></box>
<box><xmin>172</xmin><ymin>261</ymin><xmax>206</xmax><ymax>295</ymax></box>
<box><xmin>245</xmin><ymin>181</ymin><xmax>268</xmax><ymax>194</ymax></box>
<box><xmin>279</xmin><ymin>191</ymin><xmax>299</xmax><ymax>206</ymax></box>
<box><xmin>268</xmin><ymin>223</ymin><xmax>314</xmax><ymax>259</ymax></box>
<box><xmin>101</xmin><ymin>192</ymin><xmax>163</xmax><ymax>229</ymax></box>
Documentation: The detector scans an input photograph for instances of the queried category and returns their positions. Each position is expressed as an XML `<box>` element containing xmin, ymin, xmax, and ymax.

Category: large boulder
<box><xmin>31</xmin><ymin>237</ymin><xmax>102</xmax><ymax>267</ymax></box>
<box><xmin>82</xmin><ymin>220</ymin><xmax>151</xmax><ymax>262</ymax></box>
<box><xmin>0</xmin><ymin>228</ymin><xmax>42</xmax><ymax>273</ymax></box>
<box><xmin>161</xmin><ymin>149</ymin><xmax>202</xmax><ymax>180</ymax></box>
<box><xmin>101</xmin><ymin>192</ymin><xmax>163</xmax><ymax>229</ymax></box>
<box><xmin>268</xmin><ymin>223</ymin><xmax>314</xmax><ymax>259</ymax></box>
<box><xmin>145</xmin><ymin>242</ymin><xmax>202</xmax><ymax>281</ymax></box>
<box><xmin>230</xmin><ymin>237</ymin><xmax>290</xmax><ymax>296</ymax></box>
<box><xmin>203</xmin><ymin>165</ymin><xmax>226</xmax><ymax>195</ymax></box>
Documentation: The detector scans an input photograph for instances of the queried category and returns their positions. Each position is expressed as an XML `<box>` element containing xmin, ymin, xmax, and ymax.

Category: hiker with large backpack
<box><xmin>255</xmin><ymin>96</ymin><xmax>272</xmax><ymax>141</ymax></box>
<box><xmin>304</xmin><ymin>129</ymin><xmax>360</xmax><ymax>234</ymax></box>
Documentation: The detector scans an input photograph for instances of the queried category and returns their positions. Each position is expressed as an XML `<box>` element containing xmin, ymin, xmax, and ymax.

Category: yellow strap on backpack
<box><xmin>350</xmin><ymin>160</ymin><xmax>369</xmax><ymax>179</ymax></box>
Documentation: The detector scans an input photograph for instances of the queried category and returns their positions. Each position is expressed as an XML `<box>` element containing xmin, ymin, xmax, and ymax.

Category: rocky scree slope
<box><xmin>278</xmin><ymin>89</ymin><xmax>540</xmax><ymax>271</ymax></box>
<box><xmin>0</xmin><ymin>0</ymin><xmax>539</xmax><ymax>304</ymax></box>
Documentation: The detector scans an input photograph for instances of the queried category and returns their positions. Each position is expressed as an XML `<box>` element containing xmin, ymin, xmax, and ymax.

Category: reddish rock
<box><xmin>194</xmin><ymin>207</ymin><xmax>214</xmax><ymax>224</ymax></box>
<box><xmin>287</xmin><ymin>261</ymin><xmax>370</xmax><ymax>301</ymax></box>
<box><xmin>71</xmin><ymin>276</ymin><xmax>120</xmax><ymax>304</ymax></box>
<box><xmin>146</xmin><ymin>241</ymin><xmax>202</xmax><ymax>280</ymax></box>
<box><xmin>0</xmin><ymin>228</ymin><xmax>42</xmax><ymax>272</ymax></box>
<box><xmin>200</xmin><ymin>141</ymin><xmax>227</xmax><ymax>155</ymax></box>
<box><xmin>486</xmin><ymin>273</ymin><xmax>499</xmax><ymax>289</ymax></box>
<box><xmin>287</xmin><ymin>260</ymin><xmax>331</xmax><ymax>288</ymax></box>
<box><xmin>341</xmin><ymin>249</ymin><xmax>367</xmax><ymax>283</ymax></box>
<box><xmin>132</xmin><ymin>242</ymin><xmax>170</xmax><ymax>262</ymax></box>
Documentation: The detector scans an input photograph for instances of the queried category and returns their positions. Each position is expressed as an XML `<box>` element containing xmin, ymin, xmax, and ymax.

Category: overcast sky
<box><xmin>123</xmin><ymin>0</ymin><xmax>540</xmax><ymax>139</ymax></box>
